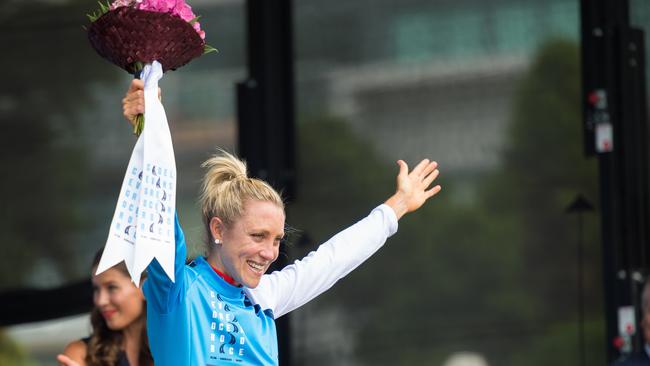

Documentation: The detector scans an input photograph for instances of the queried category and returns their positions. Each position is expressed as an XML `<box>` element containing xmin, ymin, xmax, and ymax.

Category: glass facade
<box><xmin>290</xmin><ymin>0</ymin><xmax>604</xmax><ymax>365</ymax></box>
<box><xmin>3</xmin><ymin>0</ymin><xmax>650</xmax><ymax>365</ymax></box>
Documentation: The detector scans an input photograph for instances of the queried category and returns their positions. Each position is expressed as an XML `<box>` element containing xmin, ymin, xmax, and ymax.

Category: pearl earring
<box><xmin>214</xmin><ymin>238</ymin><xmax>221</xmax><ymax>245</ymax></box>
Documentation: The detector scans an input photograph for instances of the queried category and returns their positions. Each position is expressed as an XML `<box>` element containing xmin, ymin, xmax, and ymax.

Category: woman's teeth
<box><xmin>247</xmin><ymin>261</ymin><xmax>264</xmax><ymax>271</ymax></box>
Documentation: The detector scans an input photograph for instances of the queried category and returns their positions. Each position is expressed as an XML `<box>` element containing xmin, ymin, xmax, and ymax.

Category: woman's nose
<box><xmin>94</xmin><ymin>289</ymin><xmax>109</xmax><ymax>307</ymax></box>
<box><xmin>260</xmin><ymin>244</ymin><xmax>278</xmax><ymax>262</ymax></box>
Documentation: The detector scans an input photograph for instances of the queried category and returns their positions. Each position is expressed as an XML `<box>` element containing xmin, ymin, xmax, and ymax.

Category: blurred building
<box><xmin>1</xmin><ymin>0</ymin><xmax>649</xmax><ymax>365</ymax></box>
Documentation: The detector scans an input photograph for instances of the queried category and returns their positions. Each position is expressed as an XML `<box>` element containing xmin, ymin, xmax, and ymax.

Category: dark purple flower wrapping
<box><xmin>87</xmin><ymin>6</ymin><xmax>205</xmax><ymax>74</ymax></box>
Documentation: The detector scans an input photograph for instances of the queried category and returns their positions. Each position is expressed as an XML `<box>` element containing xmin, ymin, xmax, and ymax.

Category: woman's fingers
<box><xmin>419</xmin><ymin>161</ymin><xmax>438</xmax><ymax>180</ymax></box>
<box><xmin>425</xmin><ymin>184</ymin><xmax>442</xmax><ymax>198</ymax></box>
<box><xmin>123</xmin><ymin>102</ymin><xmax>143</xmax><ymax>125</ymax></box>
<box><xmin>123</xmin><ymin>80</ymin><xmax>145</xmax><ymax>124</ymax></box>
<box><xmin>122</xmin><ymin>80</ymin><xmax>163</xmax><ymax>126</ymax></box>
<box><xmin>411</xmin><ymin>158</ymin><xmax>430</xmax><ymax>177</ymax></box>
<box><xmin>56</xmin><ymin>354</ymin><xmax>79</xmax><ymax>366</ymax></box>
<box><xmin>127</xmin><ymin>79</ymin><xmax>144</xmax><ymax>93</ymax></box>
<box><xmin>397</xmin><ymin>159</ymin><xmax>409</xmax><ymax>178</ymax></box>
<box><xmin>422</xmin><ymin>167</ymin><xmax>440</xmax><ymax>188</ymax></box>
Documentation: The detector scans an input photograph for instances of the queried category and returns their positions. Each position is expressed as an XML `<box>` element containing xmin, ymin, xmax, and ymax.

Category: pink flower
<box><xmin>192</xmin><ymin>21</ymin><xmax>205</xmax><ymax>38</ymax></box>
<box><xmin>175</xmin><ymin>2</ymin><xmax>196</xmax><ymax>22</ymax></box>
<box><xmin>163</xmin><ymin>0</ymin><xmax>177</xmax><ymax>11</ymax></box>
<box><xmin>137</xmin><ymin>0</ymin><xmax>175</xmax><ymax>13</ymax></box>
<box><xmin>110</xmin><ymin>0</ymin><xmax>135</xmax><ymax>10</ymax></box>
<box><xmin>110</xmin><ymin>0</ymin><xmax>204</xmax><ymax>39</ymax></box>
<box><xmin>135</xmin><ymin>1</ymin><xmax>152</xmax><ymax>11</ymax></box>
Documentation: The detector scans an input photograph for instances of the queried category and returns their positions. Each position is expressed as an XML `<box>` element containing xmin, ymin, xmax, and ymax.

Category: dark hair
<box><xmin>86</xmin><ymin>249</ymin><xmax>153</xmax><ymax>366</ymax></box>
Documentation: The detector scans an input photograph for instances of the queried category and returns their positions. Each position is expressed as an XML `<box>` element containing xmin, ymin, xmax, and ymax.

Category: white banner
<box><xmin>97</xmin><ymin>61</ymin><xmax>176</xmax><ymax>285</ymax></box>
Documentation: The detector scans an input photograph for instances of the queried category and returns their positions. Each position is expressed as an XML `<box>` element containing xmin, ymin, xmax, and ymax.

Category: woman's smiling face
<box><xmin>92</xmin><ymin>266</ymin><xmax>145</xmax><ymax>330</ymax></box>
<box><xmin>212</xmin><ymin>200</ymin><xmax>285</xmax><ymax>288</ymax></box>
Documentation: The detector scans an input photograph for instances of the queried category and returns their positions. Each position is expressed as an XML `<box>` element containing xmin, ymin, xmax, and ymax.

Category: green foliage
<box><xmin>0</xmin><ymin>330</ymin><xmax>36</xmax><ymax>366</ymax></box>
<box><xmin>87</xmin><ymin>0</ymin><xmax>111</xmax><ymax>22</ymax></box>
<box><xmin>203</xmin><ymin>45</ymin><xmax>219</xmax><ymax>55</ymax></box>
<box><xmin>491</xmin><ymin>38</ymin><xmax>601</xmax><ymax>321</ymax></box>
<box><xmin>0</xmin><ymin>1</ymin><xmax>121</xmax><ymax>288</ymax></box>
<box><xmin>494</xmin><ymin>37</ymin><xmax>602</xmax><ymax>365</ymax></box>
<box><xmin>290</xmin><ymin>37</ymin><xmax>602</xmax><ymax>365</ymax></box>
<box><xmin>289</xmin><ymin>116</ymin><xmax>533</xmax><ymax>365</ymax></box>
<box><xmin>508</xmin><ymin>319</ymin><xmax>606</xmax><ymax>366</ymax></box>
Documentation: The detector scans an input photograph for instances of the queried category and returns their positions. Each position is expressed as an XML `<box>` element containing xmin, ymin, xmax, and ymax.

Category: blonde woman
<box><xmin>123</xmin><ymin>80</ymin><xmax>441</xmax><ymax>366</ymax></box>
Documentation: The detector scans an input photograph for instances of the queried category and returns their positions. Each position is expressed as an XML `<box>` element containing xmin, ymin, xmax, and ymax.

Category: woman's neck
<box><xmin>207</xmin><ymin>254</ymin><xmax>239</xmax><ymax>286</ymax></box>
<box><xmin>122</xmin><ymin>316</ymin><xmax>144</xmax><ymax>366</ymax></box>
<box><xmin>207</xmin><ymin>252</ymin><xmax>225</xmax><ymax>272</ymax></box>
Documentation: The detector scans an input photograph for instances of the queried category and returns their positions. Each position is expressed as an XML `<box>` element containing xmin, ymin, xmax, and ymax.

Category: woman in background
<box><xmin>56</xmin><ymin>250</ymin><xmax>152</xmax><ymax>366</ymax></box>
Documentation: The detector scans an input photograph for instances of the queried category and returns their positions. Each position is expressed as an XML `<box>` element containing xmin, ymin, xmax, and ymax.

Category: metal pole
<box><xmin>237</xmin><ymin>0</ymin><xmax>296</xmax><ymax>364</ymax></box>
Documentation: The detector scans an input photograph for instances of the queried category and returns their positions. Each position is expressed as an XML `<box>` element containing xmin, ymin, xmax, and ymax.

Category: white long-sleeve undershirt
<box><xmin>245</xmin><ymin>204</ymin><xmax>398</xmax><ymax>318</ymax></box>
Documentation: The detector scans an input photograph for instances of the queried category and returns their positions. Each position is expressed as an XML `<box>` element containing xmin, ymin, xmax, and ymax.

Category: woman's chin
<box><xmin>241</xmin><ymin>276</ymin><xmax>261</xmax><ymax>289</ymax></box>
<box><xmin>105</xmin><ymin>319</ymin><xmax>126</xmax><ymax>331</ymax></box>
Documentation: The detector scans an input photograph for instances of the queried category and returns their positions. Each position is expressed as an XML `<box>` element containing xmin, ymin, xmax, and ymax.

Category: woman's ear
<box><xmin>139</xmin><ymin>277</ymin><xmax>147</xmax><ymax>292</ymax></box>
<box><xmin>137</xmin><ymin>285</ymin><xmax>146</xmax><ymax>301</ymax></box>
<box><xmin>209</xmin><ymin>217</ymin><xmax>224</xmax><ymax>243</ymax></box>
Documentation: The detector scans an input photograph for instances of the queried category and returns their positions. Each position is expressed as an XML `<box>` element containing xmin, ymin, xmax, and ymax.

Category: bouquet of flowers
<box><xmin>87</xmin><ymin>0</ymin><xmax>216</xmax><ymax>135</ymax></box>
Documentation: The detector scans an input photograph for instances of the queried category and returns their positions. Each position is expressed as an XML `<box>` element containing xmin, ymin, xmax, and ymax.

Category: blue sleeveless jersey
<box><xmin>144</xmin><ymin>206</ymin><xmax>397</xmax><ymax>365</ymax></box>
<box><xmin>144</xmin><ymin>217</ymin><xmax>278</xmax><ymax>365</ymax></box>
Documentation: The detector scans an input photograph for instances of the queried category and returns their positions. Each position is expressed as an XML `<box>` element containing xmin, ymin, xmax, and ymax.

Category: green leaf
<box><xmin>98</xmin><ymin>1</ymin><xmax>108</xmax><ymax>13</ymax></box>
<box><xmin>87</xmin><ymin>11</ymin><xmax>100</xmax><ymax>22</ymax></box>
<box><xmin>203</xmin><ymin>44</ymin><xmax>218</xmax><ymax>54</ymax></box>
<box><xmin>133</xmin><ymin>114</ymin><xmax>144</xmax><ymax>137</ymax></box>
<box><xmin>189</xmin><ymin>16</ymin><xmax>201</xmax><ymax>25</ymax></box>
<box><xmin>86</xmin><ymin>0</ymin><xmax>111</xmax><ymax>23</ymax></box>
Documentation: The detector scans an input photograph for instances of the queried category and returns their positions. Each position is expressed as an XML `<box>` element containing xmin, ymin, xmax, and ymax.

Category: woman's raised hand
<box><xmin>384</xmin><ymin>159</ymin><xmax>441</xmax><ymax>220</ymax></box>
<box><xmin>122</xmin><ymin>79</ymin><xmax>145</xmax><ymax>127</ymax></box>
<box><xmin>121</xmin><ymin>79</ymin><xmax>162</xmax><ymax>127</ymax></box>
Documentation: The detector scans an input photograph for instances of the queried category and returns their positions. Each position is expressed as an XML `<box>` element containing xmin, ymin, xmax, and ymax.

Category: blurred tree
<box><xmin>288</xmin><ymin>38</ymin><xmax>603</xmax><ymax>366</ymax></box>
<box><xmin>289</xmin><ymin>117</ymin><xmax>531</xmax><ymax>365</ymax></box>
<box><xmin>0</xmin><ymin>1</ymin><xmax>120</xmax><ymax>288</ymax></box>
<box><xmin>486</xmin><ymin>37</ymin><xmax>603</xmax><ymax>366</ymax></box>
<box><xmin>489</xmin><ymin>37</ymin><xmax>602</xmax><ymax>321</ymax></box>
<box><xmin>0</xmin><ymin>329</ymin><xmax>35</xmax><ymax>366</ymax></box>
